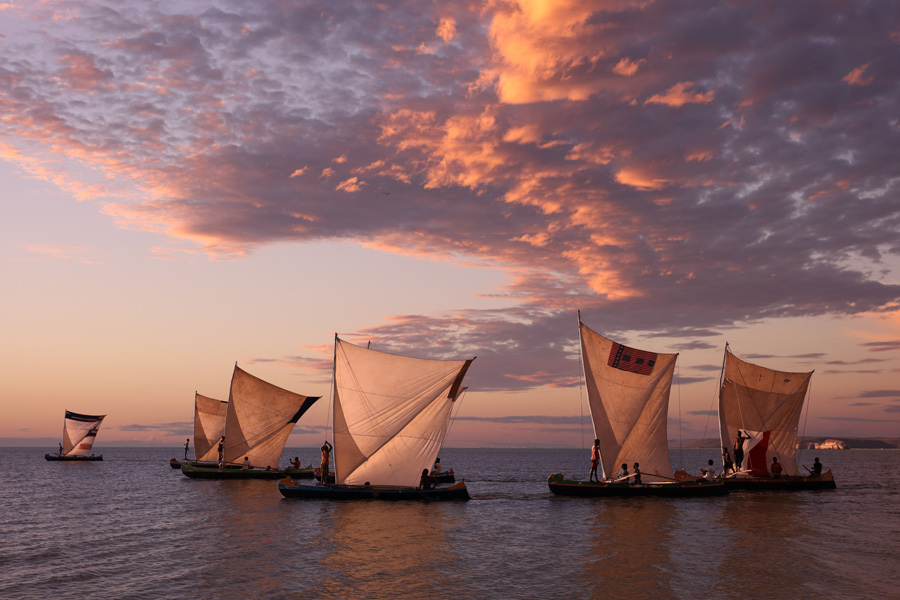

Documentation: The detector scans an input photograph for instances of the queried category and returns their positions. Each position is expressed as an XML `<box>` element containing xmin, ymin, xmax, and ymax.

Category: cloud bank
<box><xmin>2</xmin><ymin>0</ymin><xmax>899</xmax><ymax>391</ymax></box>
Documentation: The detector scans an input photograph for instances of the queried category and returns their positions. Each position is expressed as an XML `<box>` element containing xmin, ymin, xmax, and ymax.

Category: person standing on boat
<box><xmin>770</xmin><ymin>456</ymin><xmax>783</xmax><ymax>477</ymax></box>
<box><xmin>58</xmin><ymin>442</ymin><xmax>63</xmax><ymax>455</ymax></box>
<box><xmin>217</xmin><ymin>436</ymin><xmax>225</xmax><ymax>471</ymax></box>
<box><xmin>733</xmin><ymin>430</ymin><xmax>751</xmax><ymax>471</ymax></box>
<box><xmin>616</xmin><ymin>463</ymin><xmax>629</xmax><ymax>480</ymax></box>
<box><xmin>632</xmin><ymin>463</ymin><xmax>642</xmax><ymax>485</ymax></box>
<box><xmin>722</xmin><ymin>446</ymin><xmax>734</xmax><ymax>474</ymax></box>
<box><xmin>320</xmin><ymin>440</ymin><xmax>333</xmax><ymax>482</ymax></box>
<box><xmin>184</xmin><ymin>438</ymin><xmax>190</xmax><ymax>460</ymax></box>
<box><xmin>589</xmin><ymin>439</ymin><xmax>601</xmax><ymax>482</ymax></box>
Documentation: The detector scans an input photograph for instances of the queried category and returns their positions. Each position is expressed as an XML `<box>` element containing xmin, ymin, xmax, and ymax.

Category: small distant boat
<box><xmin>548</xmin><ymin>315</ymin><xmax>727</xmax><ymax>498</ymax></box>
<box><xmin>278</xmin><ymin>335</ymin><xmax>474</xmax><ymax>501</ymax></box>
<box><xmin>433</xmin><ymin>470</ymin><xmax>456</xmax><ymax>484</ymax></box>
<box><xmin>170</xmin><ymin>392</ymin><xmax>228</xmax><ymax>468</ymax></box>
<box><xmin>45</xmin><ymin>411</ymin><xmax>106</xmax><ymax>462</ymax></box>
<box><xmin>717</xmin><ymin>345</ymin><xmax>836</xmax><ymax>490</ymax></box>
<box><xmin>181</xmin><ymin>365</ymin><xmax>320</xmax><ymax>479</ymax></box>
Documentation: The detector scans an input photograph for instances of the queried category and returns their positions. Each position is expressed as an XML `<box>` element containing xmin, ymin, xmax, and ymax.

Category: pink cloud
<box><xmin>645</xmin><ymin>81</ymin><xmax>714</xmax><ymax>106</ymax></box>
<box><xmin>843</xmin><ymin>63</ymin><xmax>874</xmax><ymax>86</ymax></box>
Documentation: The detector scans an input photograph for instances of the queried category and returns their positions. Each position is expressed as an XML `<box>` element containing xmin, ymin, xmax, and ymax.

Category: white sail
<box><xmin>193</xmin><ymin>393</ymin><xmax>227</xmax><ymax>462</ymax></box>
<box><xmin>62</xmin><ymin>411</ymin><xmax>106</xmax><ymax>457</ymax></box>
<box><xmin>580</xmin><ymin>320</ymin><xmax>677</xmax><ymax>482</ymax></box>
<box><xmin>222</xmin><ymin>365</ymin><xmax>320</xmax><ymax>469</ymax></box>
<box><xmin>332</xmin><ymin>337</ymin><xmax>473</xmax><ymax>488</ymax></box>
<box><xmin>717</xmin><ymin>347</ymin><xmax>812</xmax><ymax>477</ymax></box>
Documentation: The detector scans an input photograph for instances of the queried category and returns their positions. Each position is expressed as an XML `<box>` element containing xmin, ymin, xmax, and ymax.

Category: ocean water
<box><xmin>0</xmin><ymin>447</ymin><xmax>896</xmax><ymax>600</ymax></box>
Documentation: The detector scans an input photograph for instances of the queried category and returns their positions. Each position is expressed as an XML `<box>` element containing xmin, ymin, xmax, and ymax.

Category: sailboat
<box><xmin>278</xmin><ymin>335</ymin><xmax>474</xmax><ymax>500</ymax></box>
<box><xmin>717</xmin><ymin>345</ymin><xmax>836</xmax><ymax>490</ymax></box>
<box><xmin>170</xmin><ymin>392</ymin><xmax>228</xmax><ymax>468</ymax></box>
<box><xmin>181</xmin><ymin>365</ymin><xmax>320</xmax><ymax>479</ymax></box>
<box><xmin>548</xmin><ymin>316</ymin><xmax>726</xmax><ymax>497</ymax></box>
<box><xmin>45</xmin><ymin>410</ymin><xmax>106</xmax><ymax>461</ymax></box>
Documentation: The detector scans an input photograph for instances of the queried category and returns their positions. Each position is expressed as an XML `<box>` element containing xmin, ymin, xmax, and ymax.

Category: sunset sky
<box><xmin>2</xmin><ymin>0</ymin><xmax>899</xmax><ymax>449</ymax></box>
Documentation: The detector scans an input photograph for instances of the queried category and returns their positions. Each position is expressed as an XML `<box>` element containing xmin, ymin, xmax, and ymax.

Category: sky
<box><xmin>2</xmin><ymin>0</ymin><xmax>900</xmax><ymax>449</ymax></box>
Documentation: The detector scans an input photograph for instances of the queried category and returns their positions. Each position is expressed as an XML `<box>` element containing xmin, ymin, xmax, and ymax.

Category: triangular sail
<box><xmin>717</xmin><ymin>347</ymin><xmax>812</xmax><ymax>477</ymax></box>
<box><xmin>332</xmin><ymin>337</ymin><xmax>473</xmax><ymax>488</ymax></box>
<box><xmin>222</xmin><ymin>365</ymin><xmax>320</xmax><ymax>468</ymax></box>
<box><xmin>193</xmin><ymin>393</ymin><xmax>228</xmax><ymax>462</ymax></box>
<box><xmin>61</xmin><ymin>411</ymin><xmax>106</xmax><ymax>456</ymax></box>
<box><xmin>580</xmin><ymin>320</ymin><xmax>677</xmax><ymax>482</ymax></box>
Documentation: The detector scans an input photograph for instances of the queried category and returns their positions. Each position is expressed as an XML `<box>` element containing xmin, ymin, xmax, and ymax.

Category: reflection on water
<box><xmin>583</xmin><ymin>499</ymin><xmax>677</xmax><ymax>599</ymax></box>
<box><xmin>1</xmin><ymin>447</ymin><xmax>898</xmax><ymax>600</ymax></box>
<box><xmin>315</xmin><ymin>502</ymin><xmax>454</xmax><ymax>598</ymax></box>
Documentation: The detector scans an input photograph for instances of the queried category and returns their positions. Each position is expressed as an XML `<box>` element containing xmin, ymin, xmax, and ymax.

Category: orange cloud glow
<box><xmin>645</xmin><ymin>81</ymin><xmax>714</xmax><ymax>106</ymax></box>
<box><xmin>843</xmin><ymin>63</ymin><xmax>874</xmax><ymax>86</ymax></box>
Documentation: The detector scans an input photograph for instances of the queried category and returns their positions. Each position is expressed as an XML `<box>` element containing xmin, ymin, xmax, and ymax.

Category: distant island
<box><xmin>673</xmin><ymin>437</ymin><xmax>900</xmax><ymax>450</ymax></box>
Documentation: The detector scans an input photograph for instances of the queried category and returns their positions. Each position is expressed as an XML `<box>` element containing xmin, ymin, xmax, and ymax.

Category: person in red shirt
<box><xmin>770</xmin><ymin>456</ymin><xmax>783</xmax><ymax>477</ymax></box>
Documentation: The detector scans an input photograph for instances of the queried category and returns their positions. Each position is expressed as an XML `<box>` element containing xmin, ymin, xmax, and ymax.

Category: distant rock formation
<box><xmin>677</xmin><ymin>437</ymin><xmax>898</xmax><ymax>449</ymax></box>
<box><xmin>801</xmin><ymin>439</ymin><xmax>848</xmax><ymax>450</ymax></box>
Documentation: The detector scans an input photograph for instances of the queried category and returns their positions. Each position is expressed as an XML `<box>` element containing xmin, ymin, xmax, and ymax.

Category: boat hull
<box><xmin>724</xmin><ymin>468</ymin><xmax>836</xmax><ymax>490</ymax></box>
<box><xmin>547</xmin><ymin>473</ymin><xmax>728</xmax><ymax>497</ymax></box>
<box><xmin>180</xmin><ymin>463</ymin><xmax>315</xmax><ymax>479</ymax></box>
<box><xmin>278</xmin><ymin>479</ymin><xmax>471</xmax><ymax>501</ymax></box>
<box><xmin>45</xmin><ymin>453</ymin><xmax>103</xmax><ymax>461</ymax></box>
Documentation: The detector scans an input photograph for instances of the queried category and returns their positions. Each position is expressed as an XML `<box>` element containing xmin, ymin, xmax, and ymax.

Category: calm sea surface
<box><xmin>1</xmin><ymin>447</ymin><xmax>897</xmax><ymax>600</ymax></box>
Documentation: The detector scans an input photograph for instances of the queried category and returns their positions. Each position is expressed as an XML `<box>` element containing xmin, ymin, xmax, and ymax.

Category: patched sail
<box><xmin>193</xmin><ymin>393</ymin><xmax>227</xmax><ymax>462</ymax></box>
<box><xmin>332</xmin><ymin>337</ymin><xmax>473</xmax><ymax>487</ymax></box>
<box><xmin>62</xmin><ymin>411</ymin><xmax>106</xmax><ymax>457</ymax></box>
<box><xmin>222</xmin><ymin>366</ymin><xmax>320</xmax><ymax>469</ymax></box>
<box><xmin>717</xmin><ymin>347</ymin><xmax>812</xmax><ymax>477</ymax></box>
<box><xmin>580</xmin><ymin>320</ymin><xmax>678</xmax><ymax>482</ymax></box>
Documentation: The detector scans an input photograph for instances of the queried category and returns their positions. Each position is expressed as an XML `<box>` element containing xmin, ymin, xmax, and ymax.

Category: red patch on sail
<box><xmin>608</xmin><ymin>342</ymin><xmax>657</xmax><ymax>375</ymax></box>
<box><xmin>745</xmin><ymin>431</ymin><xmax>770</xmax><ymax>475</ymax></box>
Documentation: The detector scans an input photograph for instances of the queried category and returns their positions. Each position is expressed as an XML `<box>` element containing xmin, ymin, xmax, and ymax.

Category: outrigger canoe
<box><xmin>723</xmin><ymin>469</ymin><xmax>836</xmax><ymax>490</ymax></box>
<box><xmin>181</xmin><ymin>463</ymin><xmax>315</xmax><ymax>479</ymax></box>
<box><xmin>548</xmin><ymin>473</ymin><xmax>728</xmax><ymax>497</ymax></box>
<box><xmin>277</xmin><ymin>478</ymin><xmax>471</xmax><ymax>501</ymax></box>
<box><xmin>45</xmin><ymin>453</ymin><xmax>103</xmax><ymax>462</ymax></box>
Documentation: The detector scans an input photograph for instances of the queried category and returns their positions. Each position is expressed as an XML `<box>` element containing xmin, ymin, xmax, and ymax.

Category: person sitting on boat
<box><xmin>722</xmin><ymin>446</ymin><xmax>734</xmax><ymax>474</ymax></box>
<box><xmin>770</xmin><ymin>456</ymin><xmax>783</xmax><ymax>477</ymax></box>
<box><xmin>432</xmin><ymin>457</ymin><xmax>442</xmax><ymax>475</ymax></box>
<box><xmin>733</xmin><ymin>430</ymin><xmax>750</xmax><ymax>471</ymax></box>
<box><xmin>589</xmin><ymin>439</ymin><xmax>600</xmax><ymax>482</ymax></box>
<box><xmin>242</xmin><ymin>456</ymin><xmax>251</xmax><ymax>470</ymax></box>
<box><xmin>419</xmin><ymin>468</ymin><xmax>436</xmax><ymax>490</ymax></box>
<box><xmin>809</xmin><ymin>457</ymin><xmax>823</xmax><ymax>476</ymax></box>
<box><xmin>320</xmin><ymin>440</ymin><xmax>333</xmax><ymax>481</ymax></box>
<box><xmin>703</xmin><ymin>459</ymin><xmax>717</xmax><ymax>479</ymax></box>
<box><xmin>290</xmin><ymin>457</ymin><xmax>301</xmax><ymax>469</ymax></box>
<box><xmin>616</xmin><ymin>463</ymin><xmax>629</xmax><ymax>480</ymax></box>
<box><xmin>632</xmin><ymin>463</ymin><xmax>642</xmax><ymax>485</ymax></box>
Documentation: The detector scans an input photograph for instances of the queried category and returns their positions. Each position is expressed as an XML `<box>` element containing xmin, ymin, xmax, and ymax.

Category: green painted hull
<box><xmin>278</xmin><ymin>479</ymin><xmax>471</xmax><ymax>501</ymax></box>
<box><xmin>180</xmin><ymin>463</ymin><xmax>315</xmax><ymax>480</ymax></box>
<box><xmin>547</xmin><ymin>473</ymin><xmax>728</xmax><ymax>497</ymax></box>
